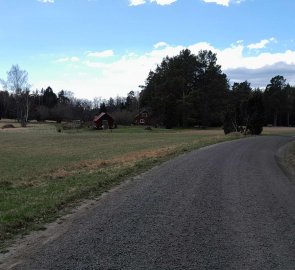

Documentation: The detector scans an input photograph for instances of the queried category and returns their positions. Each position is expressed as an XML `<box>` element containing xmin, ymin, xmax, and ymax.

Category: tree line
<box><xmin>0</xmin><ymin>65</ymin><xmax>139</xmax><ymax>126</ymax></box>
<box><xmin>139</xmin><ymin>49</ymin><xmax>295</xmax><ymax>133</ymax></box>
<box><xmin>1</xmin><ymin>50</ymin><xmax>295</xmax><ymax>132</ymax></box>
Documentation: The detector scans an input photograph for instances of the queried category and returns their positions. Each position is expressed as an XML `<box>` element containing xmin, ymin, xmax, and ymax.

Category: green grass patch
<box><xmin>0</xmin><ymin>121</ymin><xmax>242</xmax><ymax>249</ymax></box>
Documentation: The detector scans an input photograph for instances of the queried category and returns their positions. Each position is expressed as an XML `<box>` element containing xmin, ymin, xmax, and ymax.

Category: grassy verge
<box><xmin>263</xmin><ymin>127</ymin><xmax>295</xmax><ymax>181</ymax></box>
<box><xmin>279</xmin><ymin>141</ymin><xmax>295</xmax><ymax>181</ymax></box>
<box><xmin>287</xmin><ymin>143</ymin><xmax>295</xmax><ymax>176</ymax></box>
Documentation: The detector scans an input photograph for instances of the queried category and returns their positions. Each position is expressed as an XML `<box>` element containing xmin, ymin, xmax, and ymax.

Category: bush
<box><xmin>246</xmin><ymin>91</ymin><xmax>264</xmax><ymax>135</ymax></box>
<box><xmin>2</xmin><ymin>124</ymin><xmax>15</xmax><ymax>129</ymax></box>
<box><xmin>223</xmin><ymin>111</ymin><xmax>236</xmax><ymax>134</ymax></box>
<box><xmin>111</xmin><ymin>111</ymin><xmax>136</xmax><ymax>125</ymax></box>
<box><xmin>248</xmin><ymin>112</ymin><xmax>264</xmax><ymax>135</ymax></box>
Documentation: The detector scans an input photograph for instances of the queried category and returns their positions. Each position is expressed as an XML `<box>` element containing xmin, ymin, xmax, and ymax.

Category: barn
<box><xmin>133</xmin><ymin>110</ymin><xmax>151</xmax><ymax>125</ymax></box>
<box><xmin>93</xmin><ymin>112</ymin><xmax>115</xmax><ymax>129</ymax></box>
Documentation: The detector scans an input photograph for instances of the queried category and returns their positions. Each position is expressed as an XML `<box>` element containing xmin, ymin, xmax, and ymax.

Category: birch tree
<box><xmin>0</xmin><ymin>65</ymin><xmax>30</xmax><ymax>126</ymax></box>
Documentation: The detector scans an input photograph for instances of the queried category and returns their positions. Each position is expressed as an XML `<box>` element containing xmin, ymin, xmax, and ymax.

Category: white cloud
<box><xmin>202</xmin><ymin>0</ymin><xmax>230</xmax><ymax>6</ymax></box>
<box><xmin>129</xmin><ymin>0</ymin><xmax>176</xmax><ymax>6</ymax></box>
<box><xmin>129</xmin><ymin>0</ymin><xmax>146</xmax><ymax>6</ymax></box>
<box><xmin>153</xmin><ymin>41</ymin><xmax>169</xmax><ymax>48</ymax></box>
<box><xmin>84</xmin><ymin>61</ymin><xmax>106</xmax><ymax>68</ymax></box>
<box><xmin>208</xmin><ymin>43</ymin><xmax>295</xmax><ymax>71</ymax></box>
<box><xmin>247</xmin><ymin>37</ymin><xmax>276</xmax><ymax>50</ymax></box>
<box><xmin>56</xmin><ymin>57</ymin><xmax>80</xmax><ymax>63</ymax></box>
<box><xmin>202</xmin><ymin>0</ymin><xmax>243</xmax><ymax>7</ymax></box>
<box><xmin>129</xmin><ymin>0</ymin><xmax>245</xmax><ymax>7</ymax></box>
<box><xmin>150</xmin><ymin>0</ymin><xmax>177</xmax><ymax>5</ymax></box>
<box><xmin>226</xmin><ymin>62</ymin><xmax>295</xmax><ymax>88</ymax></box>
<box><xmin>38</xmin><ymin>0</ymin><xmax>54</xmax><ymax>3</ymax></box>
<box><xmin>38</xmin><ymin>41</ymin><xmax>295</xmax><ymax>100</ymax></box>
<box><xmin>86</xmin><ymin>50</ymin><xmax>114</xmax><ymax>58</ymax></box>
<box><xmin>87</xmin><ymin>43</ymin><xmax>293</xmax><ymax>97</ymax></box>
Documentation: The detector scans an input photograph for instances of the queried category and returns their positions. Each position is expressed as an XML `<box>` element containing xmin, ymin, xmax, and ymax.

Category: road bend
<box><xmin>2</xmin><ymin>136</ymin><xmax>295</xmax><ymax>270</ymax></box>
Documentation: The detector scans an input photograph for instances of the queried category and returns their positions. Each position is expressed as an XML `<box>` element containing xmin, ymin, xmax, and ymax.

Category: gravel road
<box><xmin>2</xmin><ymin>136</ymin><xmax>295</xmax><ymax>270</ymax></box>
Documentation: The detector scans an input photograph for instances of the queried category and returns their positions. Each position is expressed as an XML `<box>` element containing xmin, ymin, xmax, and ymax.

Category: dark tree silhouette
<box><xmin>43</xmin><ymin>87</ymin><xmax>57</xmax><ymax>108</ymax></box>
<box><xmin>246</xmin><ymin>90</ymin><xmax>264</xmax><ymax>135</ymax></box>
<box><xmin>264</xmin><ymin>75</ymin><xmax>286</xmax><ymax>126</ymax></box>
<box><xmin>140</xmin><ymin>49</ymin><xmax>229</xmax><ymax>128</ymax></box>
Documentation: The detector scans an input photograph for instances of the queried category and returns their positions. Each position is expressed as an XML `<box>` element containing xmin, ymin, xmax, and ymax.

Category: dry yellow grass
<box><xmin>18</xmin><ymin>145</ymin><xmax>182</xmax><ymax>185</ymax></box>
<box><xmin>180</xmin><ymin>129</ymin><xmax>224</xmax><ymax>135</ymax></box>
<box><xmin>263</xmin><ymin>126</ymin><xmax>295</xmax><ymax>135</ymax></box>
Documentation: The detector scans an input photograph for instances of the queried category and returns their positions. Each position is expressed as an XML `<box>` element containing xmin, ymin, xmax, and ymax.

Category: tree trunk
<box><xmin>21</xmin><ymin>117</ymin><xmax>27</xmax><ymax>127</ymax></box>
<box><xmin>273</xmin><ymin>113</ymin><xmax>277</xmax><ymax>126</ymax></box>
<box><xmin>25</xmin><ymin>93</ymin><xmax>29</xmax><ymax>123</ymax></box>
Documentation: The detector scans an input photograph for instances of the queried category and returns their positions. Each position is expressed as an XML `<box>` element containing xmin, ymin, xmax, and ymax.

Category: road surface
<box><xmin>1</xmin><ymin>136</ymin><xmax>295</xmax><ymax>269</ymax></box>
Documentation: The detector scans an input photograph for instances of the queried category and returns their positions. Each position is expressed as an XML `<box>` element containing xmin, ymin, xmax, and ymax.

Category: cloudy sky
<box><xmin>0</xmin><ymin>0</ymin><xmax>295</xmax><ymax>99</ymax></box>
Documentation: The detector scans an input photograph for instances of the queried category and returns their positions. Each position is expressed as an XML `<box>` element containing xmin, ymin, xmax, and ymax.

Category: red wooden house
<box><xmin>93</xmin><ymin>112</ymin><xmax>115</xmax><ymax>129</ymax></box>
<box><xmin>133</xmin><ymin>110</ymin><xmax>151</xmax><ymax>125</ymax></box>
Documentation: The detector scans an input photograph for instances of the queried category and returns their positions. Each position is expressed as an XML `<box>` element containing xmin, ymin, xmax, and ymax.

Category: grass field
<box><xmin>262</xmin><ymin>126</ymin><xmax>295</xmax><ymax>136</ymax></box>
<box><xmin>0</xmin><ymin>120</ymin><xmax>295</xmax><ymax>250</ymax></box>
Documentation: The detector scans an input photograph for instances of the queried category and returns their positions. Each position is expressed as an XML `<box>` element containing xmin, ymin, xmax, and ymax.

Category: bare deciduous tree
<box><xmin>1</xmin><ymin>65</ymin><xmax>30</xmax><ymax>126</ymax></box>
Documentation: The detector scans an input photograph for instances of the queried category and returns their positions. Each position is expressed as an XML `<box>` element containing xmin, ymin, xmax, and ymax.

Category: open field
<box><xmin>263</xmin><ymin>126</ymin><xmax>295</xmax><ymax>136</ymax></box>
<box><xmin>0</xmin><ymin>120</ymin><xmax>239</xmax><ymax>249</ymax></box>
<box><xmin>1</xmin><ymin>120</ymin><xmax>295</xmax><ymax>250</ymax></box>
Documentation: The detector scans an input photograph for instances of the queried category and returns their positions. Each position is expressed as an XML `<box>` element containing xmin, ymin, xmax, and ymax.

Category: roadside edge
<box><xmin>276</xmin><ymin>138</ymin><xmax>295</xmax><ymax>185</ymax></box>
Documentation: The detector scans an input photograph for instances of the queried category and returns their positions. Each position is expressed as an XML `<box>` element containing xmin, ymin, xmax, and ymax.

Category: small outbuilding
<box><xmin>133</xmin><ymin>110</ymin><xmax>151</xmax><ymax>125</ymax></box>
<box><xmin>93</xmin><ymin>112</ymin><xmax>115</xmax><ymax>129</ymax></box>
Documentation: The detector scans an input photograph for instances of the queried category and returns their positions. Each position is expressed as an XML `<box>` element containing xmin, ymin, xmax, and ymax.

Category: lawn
<box><xmin>0</xmin><ymin>121</ymin><xmax>294</xmax><ymax>249</ymax></box>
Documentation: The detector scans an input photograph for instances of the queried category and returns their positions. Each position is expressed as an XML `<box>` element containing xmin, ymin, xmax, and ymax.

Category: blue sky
<box><xmin>1</xmin><ymin>0</ymin><xmax>295</xmax><ymax>99</ymax></box>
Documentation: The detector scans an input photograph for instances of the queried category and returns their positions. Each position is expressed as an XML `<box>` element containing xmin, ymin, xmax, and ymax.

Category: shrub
<box><xmin>2</xmin><ymin>124</ymin><xmax>15</xmax><ymax>129</ymax></box>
